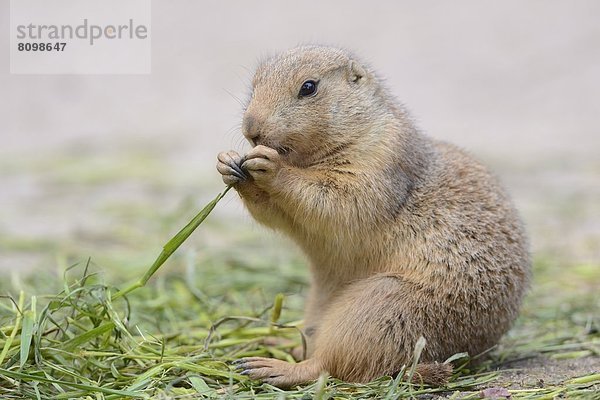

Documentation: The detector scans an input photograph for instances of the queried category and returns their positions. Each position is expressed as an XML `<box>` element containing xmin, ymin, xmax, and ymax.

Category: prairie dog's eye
<box><xmin>298</xmin><ymin>80</ymin><xmax>318</xmax><ymax>98</ymax></box>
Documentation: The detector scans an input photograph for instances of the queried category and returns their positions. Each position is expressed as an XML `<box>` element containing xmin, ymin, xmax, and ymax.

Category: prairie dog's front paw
<box><xmin>217</xmin><ymin>150</ymin><xmax>247</xmax><ymax>186</ymax></box>
<box><xmin>241</xmin><ymin>145</ymin><xmax>282</xmax><ymax>189</ymax></box>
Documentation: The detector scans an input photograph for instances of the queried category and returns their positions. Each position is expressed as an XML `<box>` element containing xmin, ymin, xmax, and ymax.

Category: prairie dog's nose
<box><xmin>242</xmin><ymin>113</ymin><xmax>261</xmax><ymax>144</ymax></box>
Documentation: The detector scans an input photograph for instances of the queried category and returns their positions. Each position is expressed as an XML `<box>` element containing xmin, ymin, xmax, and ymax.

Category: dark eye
<box><xmin>298</xmin><ymin>80</ymin><xmax>318</xmax><ymax>98</ymax></box>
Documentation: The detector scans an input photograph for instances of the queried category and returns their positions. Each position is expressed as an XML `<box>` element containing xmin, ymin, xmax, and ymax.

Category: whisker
<box><xmin>223</xmin><ymin>88</ymin><xmax>246</xmax><ymax>108</ymax></box>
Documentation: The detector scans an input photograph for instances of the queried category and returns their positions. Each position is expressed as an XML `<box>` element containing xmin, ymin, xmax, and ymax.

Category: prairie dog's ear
<box><xmin>347</xmin><ymin>59</ymin><xmax>367</xmax><ymax>84</ymax></box>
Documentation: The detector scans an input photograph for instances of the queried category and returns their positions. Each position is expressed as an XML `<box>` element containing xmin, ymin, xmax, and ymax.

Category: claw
<box><xmin>233</xmin><ymin>363</ymin><xmax>246</xmax><ymax>371</ymax></box>
<box><xmin>217</xmin><ymin>151</ymin><xmax>248</xmax><ymax>185</ymax></box>
<box><xmin>229</xmin><ymin>162</ymin><xmax>247</xmax><ymax>180</ymax></box>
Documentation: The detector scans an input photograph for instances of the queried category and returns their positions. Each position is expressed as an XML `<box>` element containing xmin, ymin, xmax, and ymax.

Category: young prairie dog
<box><xmin>216</xmin><ymin>45</ymin><xmax>530</xmax><ymax>388</ymax></box>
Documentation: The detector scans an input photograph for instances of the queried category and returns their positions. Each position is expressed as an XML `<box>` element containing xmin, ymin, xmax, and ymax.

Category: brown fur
<box><xmin>217</xmin><ymin>45</ymin><xmax>530</xmax><ymax>388</ymax></box>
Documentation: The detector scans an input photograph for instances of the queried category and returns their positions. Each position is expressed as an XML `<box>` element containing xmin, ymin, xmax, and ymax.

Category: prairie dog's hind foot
<box><xmin>232</xmin><ymin>357</ymin><xmax>452</xmax><ymax>388</ymax></box>
<box><xmin>234</xmin><ymin>357</ymin><xmax>322</xmax><ymax>388</ymax></box>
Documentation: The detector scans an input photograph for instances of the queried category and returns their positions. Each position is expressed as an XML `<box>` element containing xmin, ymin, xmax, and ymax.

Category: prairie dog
<box><xmin>216</xmin><ymin>45</ymin><xmax>530</xmax><ymax>387</ymax></box>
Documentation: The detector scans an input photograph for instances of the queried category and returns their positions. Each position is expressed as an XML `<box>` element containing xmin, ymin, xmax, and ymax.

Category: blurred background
<box><xmin>0</xmin><ymin>0</ymin><xmax>599</xmax><ymax>277</ymax></box>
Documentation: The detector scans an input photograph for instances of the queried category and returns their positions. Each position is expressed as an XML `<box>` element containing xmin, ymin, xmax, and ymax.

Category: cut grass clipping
<box><xmin>1</xmin><ymin>186</ymin><xmax>599</xmax><ymax>399</ymax></box>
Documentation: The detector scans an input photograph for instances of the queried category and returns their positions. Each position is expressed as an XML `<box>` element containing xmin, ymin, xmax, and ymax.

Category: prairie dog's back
<box><xmin>393</xmin><ymin>139</ymin><xmax>530</xmax><ymax>355</ymax></box>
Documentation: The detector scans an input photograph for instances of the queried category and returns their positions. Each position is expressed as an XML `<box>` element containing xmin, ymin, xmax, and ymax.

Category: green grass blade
<box><xmin>0</xmin><ymin>291</ymin><xmax>25</xmax><ymax>366</ymax></box>
<box><xmin>0</xmin><ymin>368</ymin><xmax>146</xmax><ymax>397</ymax></box>
<box><xmin>60</xmin><ymin>322</ymin><xmax>115</xmax><ymax>352</ymax></box>
<box><xmin>163</xmin><ymin>186</ymin><xmax>232</xmax><ymax>255</ymax></box>
<box><xmin>113</xmin><ymin>186</ymin><xmax>231</xmax><ymax>300</ymax></box>
<box><xmin>566</xmin><ymin>373</ymin><xmax>600</xmax><ymax>385</ymax></box>
<box><xmin>407</xmin><ymin>336</ymin><xmax>426</xmax><ymax>383</ymax></box>
<box><xmin>270</xmin><ymin>293</ymin><xmax>285</xmax><ymax>332</ymax></box>
<box><xmin>141</xmin><ymin>186</ymin><xmax>232</xmax><ymax>284</ymax></box>
<box><xmin>19</xmin><ymin>309</ymin><xmax>35</xmax><ymax>368</ymax></box>
<box><xmin>188</xmin><ymin>375</ymin><xmax>217</xmax><ymax>397</ymax></box>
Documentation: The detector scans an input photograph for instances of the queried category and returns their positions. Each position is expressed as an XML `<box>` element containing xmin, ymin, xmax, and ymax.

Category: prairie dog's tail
<box><xmin>411</xmin><ymin>362</ymin><xmax>453</xmax><ymax>386</ymax></box>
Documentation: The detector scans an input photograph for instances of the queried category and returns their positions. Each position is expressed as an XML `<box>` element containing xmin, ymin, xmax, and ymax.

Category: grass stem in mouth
<box><xmin>112</xmin><ymin>186</ymin><xmax>232</xmax><ymax>300</ymax></box>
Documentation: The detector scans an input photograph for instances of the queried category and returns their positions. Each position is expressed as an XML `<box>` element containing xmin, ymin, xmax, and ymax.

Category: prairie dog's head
<box><xmin>243</xmin><ymin>46</ymin><xmax>385</xmax><ymax>166</ymax></box>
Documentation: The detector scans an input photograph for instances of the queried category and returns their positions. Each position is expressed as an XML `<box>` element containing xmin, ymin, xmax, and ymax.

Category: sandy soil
<box><xmin>496</xmin><ymin>356</ymin><xmax>599</xmax><ymax>389</ymax></box>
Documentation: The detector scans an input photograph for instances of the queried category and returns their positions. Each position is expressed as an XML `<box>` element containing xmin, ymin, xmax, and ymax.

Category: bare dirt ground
<box><xmin>497</xmin><ymin>356</ymin><xmax>599</xmax><ymax>389</ymax></box>
<box><xmin>0</xmin><ymin>1</ymin><xmax>598</xmax><ymax>394</ymax></box>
